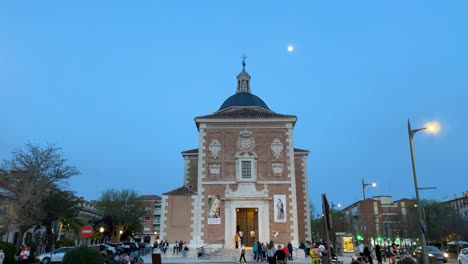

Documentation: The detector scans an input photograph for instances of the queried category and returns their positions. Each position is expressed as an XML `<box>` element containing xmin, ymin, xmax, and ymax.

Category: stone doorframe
<box><xmin>224</xmin><ymin>199</ymin><xmax>270</xmax><ymax>248</ymax></box>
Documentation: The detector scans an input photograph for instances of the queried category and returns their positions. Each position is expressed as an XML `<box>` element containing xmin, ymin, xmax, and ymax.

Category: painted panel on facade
<box><xmin>274</xmin><ymin>194</ymin><xmax>286</xmax><ymax>223</ymax></box>
<box><xmin>208</xmin><ymin>195</ymin><xmax>221</xmax><ymax>224</ymax></box>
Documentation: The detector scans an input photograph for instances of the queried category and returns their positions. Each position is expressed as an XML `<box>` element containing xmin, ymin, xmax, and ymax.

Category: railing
<box><xmin>198</xmin><ymin>239</ymin><xmax>225</xmax><ymax>257</ymax></box>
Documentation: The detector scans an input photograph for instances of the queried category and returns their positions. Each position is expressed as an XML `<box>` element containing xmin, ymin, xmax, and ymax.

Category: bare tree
<box><xmin>0</xmin><ymin>143</ymin><xmax>79</xmax><ymax>250</ymax></box>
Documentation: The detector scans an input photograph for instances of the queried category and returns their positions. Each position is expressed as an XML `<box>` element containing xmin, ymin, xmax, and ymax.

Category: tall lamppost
<box><xmin>362</xmin><ymin>178</ymin><xmax>376</xmax><ymax>244</ymax></box>
<box><xmin>408</xmin><ymin>119</ymin><xmax>439</xmax><ymax>264</ymax></box>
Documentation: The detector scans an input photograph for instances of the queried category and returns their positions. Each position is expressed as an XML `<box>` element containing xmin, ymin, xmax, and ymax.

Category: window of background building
<box><xmin>144</xmin><ymin>216</ymin><xmax>151</xmax><ymax>221</ymax></box>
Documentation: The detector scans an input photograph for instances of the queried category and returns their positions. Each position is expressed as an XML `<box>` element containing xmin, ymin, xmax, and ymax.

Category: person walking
<box><xmin>266</xmin><ymin>241</ymin><xmax>277</xmax><ymax>264</ymax></box>
<box><xmin>364</xmin><ymin>246</ymin><xmax>373</xmax><ymax>264</ymax></box>
<box><xmin>0</xmin><ymin>249</ymin><xmax>5</xmax><ymax>264</ymax></box>
<box><xmin>239</xmin><ymin>244</ymin><xmax>247</xmax><ymax>263</ymax></box>
<box><xmin>310</xmin><ymin>243</ymin><xmax>321</xmax><ymax>264</ymax></box>
<box><xmin>253</xmin><ymin>242</ymin><xmax>258</xmax><ymax>261</ymax></box>
<box><xmin>375</xmin><ymin>244</ymin><xmax>382</xmax><ymax>264</ymax></box>
<box><xmin>287</xmin><ymin>242</ymin><xmax>293</xmax><ymax>261</ymax></box>
<box><xmin>282</xmin><ymin>245</ymin><xmax>289</xmax><ymax>263</ymax></box>
<box><xmin>275</xmin><ymin>245</ymin><xmax>287</xmax><ymax>264</ymax></box>
<box><xmin>256</xmin><ymin>241</ymin><xmax>263</xmax><ymax>262</ymax></box>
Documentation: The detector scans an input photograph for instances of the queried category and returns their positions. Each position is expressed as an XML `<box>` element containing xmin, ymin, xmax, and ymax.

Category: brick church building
<box><xmin>159</xmin><ymin>60</ymin><xmax>312</xmax><ymax>249</ymax></box>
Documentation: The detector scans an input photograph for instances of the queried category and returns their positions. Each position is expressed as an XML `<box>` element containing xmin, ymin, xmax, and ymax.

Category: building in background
<box><xmin>137</xmin><ymin>195</ymin><xmax>162</xmax><ymax>244</ymax></box>
<box><xmin>342</xmin><ymin>195</ymin><xmax>415</xmax><ymax>246</ymax></box>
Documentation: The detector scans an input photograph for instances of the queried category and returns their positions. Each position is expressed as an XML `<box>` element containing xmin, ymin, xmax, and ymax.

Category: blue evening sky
<box><xmin>1</xmin><ymin>1</ymin><xmax>467</xmax><ymax>210</ymax></box>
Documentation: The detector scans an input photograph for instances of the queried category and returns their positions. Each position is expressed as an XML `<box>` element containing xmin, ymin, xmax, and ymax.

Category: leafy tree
<box><xmin>41</xmin><ymin>189</ymin><xmax>81</xmax><ymax>251</ymax></box>
<box><xmin>96</xmin><ymin>189</ymin><xmax>147</xmax><ymax>242</ymax></box>
<box><xmin>0</xmin><ymin>143</ymin><xmax>79</xmax><ymax>250</ymax></box>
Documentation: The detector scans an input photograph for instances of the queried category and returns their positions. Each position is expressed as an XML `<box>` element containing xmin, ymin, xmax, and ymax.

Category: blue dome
<box><xmin>219</xmin><ymin>92</ymin><xmax>270</xmax><ymax>111</ymax></box>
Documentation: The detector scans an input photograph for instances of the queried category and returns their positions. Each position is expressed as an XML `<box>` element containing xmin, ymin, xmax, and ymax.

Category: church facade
<box><xmin>159</xmin><ymin>61</ymin><xmax>312</xmax><ymax>249</ymax></box>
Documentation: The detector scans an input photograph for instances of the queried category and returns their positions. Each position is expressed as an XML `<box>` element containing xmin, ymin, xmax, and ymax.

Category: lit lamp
<box><xmin>408</xmin><ymin>120</ymin><xmax>440</xmax><ymax>264</ymax></box>
<box><xmin>250</xmin><ymin>231</ymin><xmax>256</xmax><ymax>238</ymax></box>
<box><xmin>99</xmin><ymin>227</ymin><xmax>104</xmax><ymax>244</ymax></box>
<box><xmin>362</xmin><ymin>178</ymin><xmax>377</xmax><ymax>244</ymax></box>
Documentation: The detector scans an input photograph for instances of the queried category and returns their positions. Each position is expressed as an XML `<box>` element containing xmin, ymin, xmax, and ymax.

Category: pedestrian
<box><xmin>0</xmin><ymin>249</ymin><xmax>4</xmax><ymax>264</ymax></box>
<box><xmin>256</xmin><ymin>241</ymin><xmax>263</xmax><ymax>262</ymax></box>
<box><xmin>253</xmin><ymin>241</ymin><xmax>258</xmax><ymax>261</ymax></box>
<box><xmin>182</xmin><ymin>242</ymin><xmax>188</xmax><ymax>258</ymax></box>
<box><xmin>262</xmin><ymin>242</ymin><xmax>267</xmax><ymax>261</ymax></box>
<box><xmin>19</xmin><ymin>245</ymin><xmax>30</xmax><ymax>263</ymax></box>
<box><xmin>359</xmin><ymin>242</ymin><xmax>365</xmax><ymax>256</ymax></box>
<box><xmin>282</xmin><ymin>245</ymin><xmax>289</xmax><ymax>263</ymax></box>
<box><xmin>235</xmin><ymin>233</ymin><xmax>240</xmax><ymax>249</ymax></box>
<box><xmin>310</xmin><ymin>243</ymin><xmax>321</xmax><ymax>264</ymax></box>
<box><xmin>287</xmin><ymin>242</ymin><xmax>293</xmax><ymax>261</ymax></box>
<box><xmin>239</xmin><ymin>244</ymin><xmax>247</xmax><ymax>263</ymax></box>
<box><xmin>364</xmin><ymin>246</ymin><xmax>373</xmax><ymax>264</ymax></box>
<box><xmin>266</xmin><ymin>241</ymin><xmax>276</xmax><ymax>264</ymax></box>
<box><xmin>275</xmin><ymin>245</ymin><xmax>287</xmax><ymax>264</ymax></box>
<box><xmin>375</xmin><ymin>244</ymin><xmax>382</xmax><ymax>264</ymax></box>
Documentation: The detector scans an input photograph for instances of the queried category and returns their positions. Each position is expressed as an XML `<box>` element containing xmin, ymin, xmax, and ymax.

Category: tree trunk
<box><xmin>45</xmin><ymin>222</ymin><xmax>53</xmax><ymax>252</ymax></box>
<box><xmin>14</xmin><ymin>228</ymin><xmax>26</xmax><ymax>251</ymax></box>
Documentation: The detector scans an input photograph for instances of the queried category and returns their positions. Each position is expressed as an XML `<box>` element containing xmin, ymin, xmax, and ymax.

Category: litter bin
<box><xmin>152</xmin><ymin>253</ymin><xmax>161</xmax><ymax>264</ymax></box>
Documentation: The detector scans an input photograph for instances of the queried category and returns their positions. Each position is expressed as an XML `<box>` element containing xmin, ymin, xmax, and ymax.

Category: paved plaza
<box><xmin>141</xmin><ymin>253</ymin><xmax>313</xmax><ymax>264</ymax></box>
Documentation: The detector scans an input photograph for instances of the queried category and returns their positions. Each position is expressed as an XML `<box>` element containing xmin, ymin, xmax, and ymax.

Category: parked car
<box><xmin>459</xmin><ymin>248</ymin><xmax>468</xmax><ymax>264</ymax></box>
<box><xmin>413</xmin><ymin>246</ymin><xmax>448</xmax><ymax>263</ymax></box>
<box><xmin>103</xmin><ymin>244</ymin><xmax>117</xmax><ymax>254</ymax></box>
<box><xmin>34</xmin><ymin>247</ymin><xmax>74</xmax><ymax>264</ymax></box>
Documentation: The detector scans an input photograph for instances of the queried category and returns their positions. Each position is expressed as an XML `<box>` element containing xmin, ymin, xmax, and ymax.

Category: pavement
<box><xmin>141</xmin><ymin>254</ymin><xmax>313</xmax><ymax>264</ymax></box>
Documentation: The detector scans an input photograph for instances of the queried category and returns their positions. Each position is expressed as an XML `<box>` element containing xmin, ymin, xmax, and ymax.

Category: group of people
<box><xmin>353</xmin><ymin>242</ymin><xmax>400</xmax><ymax>264</ymax></box>
<box><xmin>111</xmin><ymin>251</ymin><xmax>144</xmax><ymax>264</ymax></box>
<box><xmin>238</xmin><ymin>240</ymin><xmax>294</xmax><ymax>264</ymax></box>
<box><xmin>152</xmin><ymin>239</ymin><xmax>189</xmax><ymax>258</ymax></box>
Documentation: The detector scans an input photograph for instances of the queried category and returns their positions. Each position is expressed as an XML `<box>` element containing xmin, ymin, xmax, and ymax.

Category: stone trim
<box><xmin>159</xmin><ymin>195</ymin><xmax>169</xmax><ymax>240</ymax></box>
<box><xmin>285</xmin><ymin>124</ymin><xmax>299</xmax><ymax>245</ymax></box>
<box><xmin>184</xmin><ymin>156</ymin><xmax>190</xmax><ymax>184</ymax></box>
<box><xmin>301</xmin><ymin>157</ymin><xmax>312</xmax><ymax>241</ymax></box>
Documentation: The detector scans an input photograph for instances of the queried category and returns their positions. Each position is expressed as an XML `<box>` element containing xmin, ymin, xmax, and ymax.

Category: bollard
<box><xmin>151</xmin><ymin>253</ymin><xmax>161</xmax><ymax>264</ymax></box>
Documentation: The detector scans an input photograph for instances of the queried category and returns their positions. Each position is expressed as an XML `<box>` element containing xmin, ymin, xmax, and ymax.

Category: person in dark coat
<box><xmin>375</xmin><ymin>244</ymin><xmax>382</xmax><ymax>264</ymax></box>
<box><xmin>287</xmin><ymin>242</ymin><xmax>293</xmax><ymax>261</ymax></box>
<box><xmin>364</xmin><ymin>246</ymin><xmax>373</xmax><ymax>264</ymax></box>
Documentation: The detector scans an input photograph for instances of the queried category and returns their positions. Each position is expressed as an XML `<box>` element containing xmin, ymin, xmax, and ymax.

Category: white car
<box><xmin>34</xmin><ymin>247</ymin><xmax>74</xmax><ymax>264</ymax></box>
<box><xmin>103</xmin><ymin>244</ymin><xmax>117</xmax><ymax>254</ymax></box>
<box><xmin>459</xmin><ymin>248</ymin><xmax>468</xmax><ymax>264</ymax></box>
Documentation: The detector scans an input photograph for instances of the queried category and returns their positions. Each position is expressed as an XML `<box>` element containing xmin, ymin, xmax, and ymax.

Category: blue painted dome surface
<box><xmin>219</xmin><ymin>92</ymin><xmax>270</xmax><ymax>111</ymax></box>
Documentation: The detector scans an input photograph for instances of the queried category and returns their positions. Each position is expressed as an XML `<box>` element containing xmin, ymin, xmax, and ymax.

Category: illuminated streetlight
<box><xmin>408</xmin><ymin>119</ymin><xmax>440</xmax><ymax>264</ymax></box>
<box><xmin>331</xmin><ymin>202</ymin><xmax>341</xmax><ymax>209</ymax></box>
<box><xmin>99</xmin><ymin>227</ymin><xmax>104</xmax><ymax>244</ymax></box>
<box><xmin>362</xmin><ymin>178</ymin><xmax>377</xmax><ymax>244</ymax></box>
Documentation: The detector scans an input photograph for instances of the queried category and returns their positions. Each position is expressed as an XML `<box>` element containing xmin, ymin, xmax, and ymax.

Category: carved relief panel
<box><xmin>209</xmin><ymin>139</ymin><xmax>222</xmax><ymax>159</ymax></box>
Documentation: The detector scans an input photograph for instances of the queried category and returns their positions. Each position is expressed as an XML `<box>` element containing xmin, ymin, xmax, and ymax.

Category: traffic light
<box><xmin>356</xmin><ymin>234</ymin><xmax>363</xmax><ymax>241</ymax></box>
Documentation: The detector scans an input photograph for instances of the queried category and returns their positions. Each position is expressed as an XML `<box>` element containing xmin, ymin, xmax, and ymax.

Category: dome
<box><xmin>218</xmin><ymin>92</ymin><xmax>270</xmax><ymax>111</ymax></box>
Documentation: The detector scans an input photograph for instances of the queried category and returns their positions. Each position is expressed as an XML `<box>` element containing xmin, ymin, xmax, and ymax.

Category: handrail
<box><xmin>199</xmin><ymin>239</ymin><xmax>225</xmax><ymax>249</ymax></box>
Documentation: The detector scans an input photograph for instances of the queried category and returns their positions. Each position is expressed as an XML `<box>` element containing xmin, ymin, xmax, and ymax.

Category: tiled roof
<box><xmin>163</xmin><ymin>185</ymin><xmax>197</xmax><ymax>196</ymax></box>
<box><xmin>181</xmin><ymin>148</ymin><xmax>199</xmax><ymax>154</ymax></box>
<box><xmin>294</xmin><ymin>148</ymin><xmax>310</xmax><ymax>153</ymax></box>
<box><xmin>139</xmin><ymin>195</ymin><xmax>162</xmax><ymax>201</ymax></box>
<box><xmin>195</xmin><ymin>107</ymin><xmax>296</xmax><ymax>120</ymax></box>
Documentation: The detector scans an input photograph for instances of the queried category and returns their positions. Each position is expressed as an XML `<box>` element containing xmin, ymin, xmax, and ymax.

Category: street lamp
<box><xmin>362</xmin><ymin>178</ymin><xmax>377</xmax><ymax>244</ymax></box>
<box><xmin>408</xmin><ymin>119</ymin><xmax>439</xmax><ymax>264</ymax></box>
<box><xmin>331</xmin><ymin>202</ymin><xmax>341</xmax><ymax>209</ymax></box>
<box><xmin>99</xmin><ymin>227</ymin><xmax>104</xmax><ymax>244</ymax></box>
